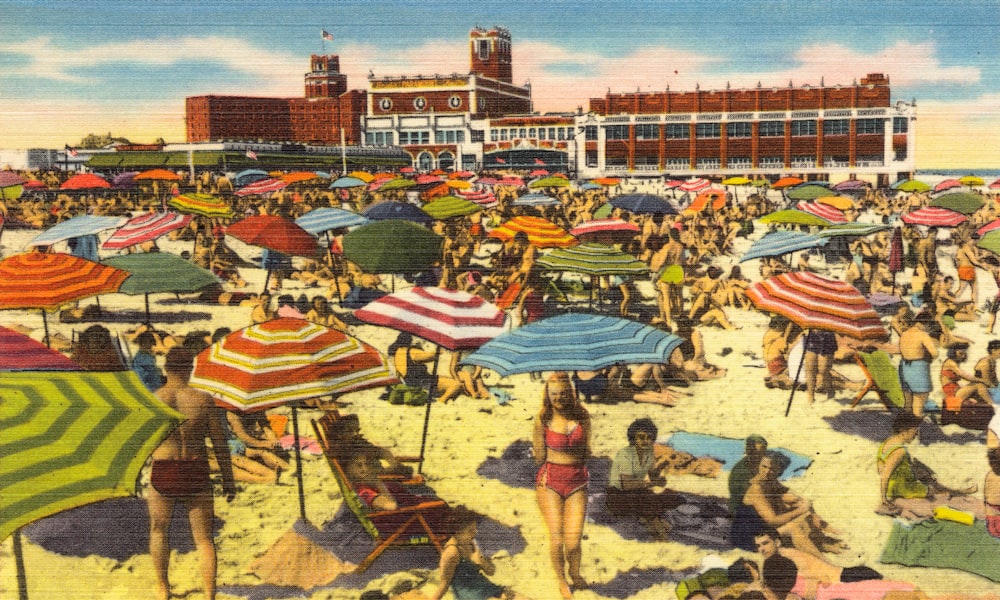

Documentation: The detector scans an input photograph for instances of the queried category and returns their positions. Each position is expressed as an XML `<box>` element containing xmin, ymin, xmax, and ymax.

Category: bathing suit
<box><xmin>958</xmin><ymin>265</ymin><xmax>976</xmax><ymax>282</ymax></box>
<box><xmin>803</xmin><ymin>330</ymin><xmax>837</xmax><ymax>356</ymax></box>
<box><xmin>899</xmin><ymin>358</ymin><xmax>932</xmax><ymax>394</ymax></box>
<box><xmin>536</xmin><ymin>462</ymin><xmax>589</xmax><ymax>499</ymax></box>
<box><xmin>404</xmin><ymin>348</ymin><xmax>437</xmax><ymax>389</ymax></box>
<box><xmin>150</xmin><ymin>459</ymin><xmax>212</xmax><ymax>498</ymax></box>
<box><xmin>986</xmin><ymin>502</ymin><xmax>1000</xmax><ymax>538</ymax></box>
<box><xmin>544</xmin><ymin>424</ymin><xmax>586</xmax><ymax>452</ymax></box>
<box><xmin>940</xmin><ymin>368</ymin><xmax>961</xmax><ymax>402</ymax></box>
<box><xmin>449</xmin><ymin>549</ymin><xmax>505</xmax><ymax>600</ymax></box>
<box><xmin>876</xmin><ymin>442</ymin><xmax>928</xmax><ymax>500</ymax></box>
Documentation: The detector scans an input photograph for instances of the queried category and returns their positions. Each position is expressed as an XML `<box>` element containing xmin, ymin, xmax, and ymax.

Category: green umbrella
<box><xmin>759</xmin><ymin>209</ymin><xmax>833</xmax><ymax>227</ymax></box>
<box><xmin>929</xmin><ymin>192</ymin><xmax>984</xmax><ymax>215</ymax></box>
<box><xmin>421</xmin><ymin>195</ymin><xmax>483</xmax><ymax>220</ymax></box>
<box><xmin>786</xmin><ymin>185</ymin><xmax>833</xmax><ymax>201</ymax></box>
<box><xmin>377</xmin><ymin>178</ymin><xmax>416</xmax><ymax>191</ymax></box>
<box><xmin>529</xmin><ymin>175</ymin><xmax>571</xmax><ymax>189</ymax></box>
<box><xmin>894</xmin><ymin>180</ymin><xmax>931</xmax><ymax>193</ymax></box>
<box><xmin>1</xmin><ymin>371</ymin><xmax>184</xmax><ymax>596</ymax></box>
<box><xmin>592</xmin><ymin>203</ymin><xmax>614</xmax><ymax>219</ymax></box>
<box><xmin>977</xmin><ymin>230</ymin><xmax>1000</xmax><ymax>257</ymax></box>
<box><xmin>343</xmin><ymin>220</ymin><xmax>443</xmax><ymax>275</ymax></box>
<box><xmin>104</xmin><ymin>253</ymin><xmax>221</xmax><ymax>322</ymax></box>
<box><xmin>537</xmin><ymin>243</ymin><xmax>649</xmax><ymax>277</ymax></box>
<box><xmin>816</xmin><ymin>222</ymin><xmax>890</xmax><ymax>238</ymax></box>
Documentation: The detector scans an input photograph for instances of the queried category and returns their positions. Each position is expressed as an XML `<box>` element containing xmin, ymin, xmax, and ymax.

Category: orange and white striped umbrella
<box><xmin>190</xmin><ymin>318</ymin><xmax>397</xmax><ymax>411</ymax></box>
<box><xmin>0</xmin><ymin>252</ymin><xmax>129</xmax><ymax>310</ymax></box>
<box><xmin>488</xmin><ymin>215</ymin><xmax>577</xmax><ymax>248</ymax></box>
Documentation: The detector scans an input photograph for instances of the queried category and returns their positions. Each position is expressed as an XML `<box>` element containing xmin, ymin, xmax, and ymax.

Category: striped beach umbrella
<box><xmin>0</xmin><ymin>326</ymin><xmax>80</xmax><ymax>371</ymax></box>
<box><xmin>488</xmin><ymin>215</ymin><xmax>577</xmax><ymax>248</ymax></box>
<box><xmin>458</xmin><ymin>189</ymin><xmax>498</xmax><ymax>208</ymax></box>
<box><xmin>27</xmin><ymin>215</ymin><xmax>127</xmax><ymax>248</ymax></box>
<box><xmin>235</xmin><ymin>177</ymin><xmax>288</xmax><ymax>197</ymax></box>
<box><xmin>168</xmin><ymin>193</ymin><xmax>234</xmax><ymax>219</ymax></box>
<box><xmin>0</xmin><ymin>371</ymin><xmax>184</xmax><ymax>542</ymax></box>
<box><xmin>421</xmin><ymin>195</ymin><xmax>483</xmax><ymax>220</ymax></box>
<box><xmin>537</xmin><ymin>243</ymin><xmax>649</xmax><ymax>277</ymax></box>
<box><xmin>978</xmin><ymin>219</ymin><xmax>1000</xmax><ymax>237</ymax></box>
<box><xmin>679</xmin><ymin>178</ymin><xmax>711</xmax><ymax>193</ymax></box>
<box><xmin>746</xmin><ymin>271</ymin><xmax>887</xmax><ymax>341</ymax></box>
<box><xmin>462</xmin><ymin>313</ymin><xmax>684</xmax><ymax>376</ymax></box>
<box><xmin>794</xmin><ymin>201</ymin><xmax>847</xmax><ymax>223</ymax></box>
<box><xmin>740</xmin><ymin>230</ymin><xmax>828</xmax><ymax>263</ymax></box>
<box><xmin>569</xmin><ymin>218</ymin><xmax>640</xmax><ymax>239</ymax></box>
<box><xmin>816</xmin><ymin>222</ymin><xmax>890</xmax><ymax>238</ymax></box>
<box><xmin>294</xmin><ymin>207</ymin><xmax>368</xmax><ymax>235</ymax></box>
<box><xmin>101</xmin><ymin>211</ymin><xmax>193</xmax><ymax>250</ymax></box>
<box><xmin>900</xmin><ymin>206</ymin><xmax>967</xmax><ymax>227</ymax></box>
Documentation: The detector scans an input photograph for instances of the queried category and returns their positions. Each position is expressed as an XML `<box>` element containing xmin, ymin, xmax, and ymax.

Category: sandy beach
<box><xmin>3</xmin><ymin>182</ymin><xmax>1000</xmax><ymax>600</ymax></box>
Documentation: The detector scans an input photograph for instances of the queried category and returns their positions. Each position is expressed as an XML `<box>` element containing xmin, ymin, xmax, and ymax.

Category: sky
<box><xmin>1</xmin><ymin>0</ymin><xmax>998</xmax><ymax>168</ymax></box>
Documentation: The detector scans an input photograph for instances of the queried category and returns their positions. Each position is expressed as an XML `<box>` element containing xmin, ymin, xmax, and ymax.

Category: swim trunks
<box><xmin>958</xmin><ymin>265</ymin><xmax>976</xmax><ymax>282</ymax></box>
<box><xmin>536</xmin><ymin>462</ymin><xmax>588</xmax><ymax>499</ymax></box>
<box><xmin>767</xmin><ymin>357</ymin><xmax>787</xmax><ymax>377</ymax></box>
<box><xmin>899</xmin><ymin>358</ymin><xmax>932</xmax><ymax>394</ymax></box>
<box><xmin>150</xmin><ymin>459</ymin><xmax>212</xmax><ymax>498</ymax></box>
<box><xmin>803</xmin><ymin>330</ymin><xmax>837</xmax><ymax>356</ymax></box>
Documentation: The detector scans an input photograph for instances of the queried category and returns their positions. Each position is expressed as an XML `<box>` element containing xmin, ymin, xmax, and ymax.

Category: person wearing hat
<box><xmin>728</xmin><ymin>435</ymin><xmax>768</xmax><ymax>516</ymax></box>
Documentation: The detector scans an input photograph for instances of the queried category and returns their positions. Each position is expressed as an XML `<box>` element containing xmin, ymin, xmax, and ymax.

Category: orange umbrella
<box><xmin>348</xmin><ymin>171</ymin><xmax>375</xmax><ymax>183</ymax></box>
<box><xmin>134</xmin><ymin>169</ymin><xmax>182</xmax><ymax>182</ymax></box>
<box><xmin>280</xmin><ymin>171</ymin><xmax>322</xmax><ymax>184</ymax></box>
<box><xmin>684</xmin><ymin>189</ymin><xmax>727</xmax><ymax>213</ymax></box>
<box><xmin>446</xmin><ymin>179</ymin><xmax>472</xmax><ymax>190</ymax></box>
<box><xmin>815</xmin><ymin>195</ymin><xmax>854</xmax><ymax>210</ymax></box>
<box><xmin>60</xmin><ymin>173</ymin><xmax>110</xmax><ymax>190</ymax></box>
<box><xmin>591</xmin><ymin>177</ymin><xmax>621</xmax><ymax>186</ymax></box>
<box><xmin>772</xmin><ymin>176</ymin><xmax>804</xmax><ymax>189</ymax></box>
<box><xmin>372</xmin><ymin>172</ymin><xmax>397</xmax><ymax>181</ymax></box>
<box><xmin>488</xmin><ymin>216</ymin><xmax>577</xmax><ymax>248</ymax></box>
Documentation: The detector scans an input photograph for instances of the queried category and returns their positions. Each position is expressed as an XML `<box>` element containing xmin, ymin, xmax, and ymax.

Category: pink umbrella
<box><xmin>234</xmin><ymin>177</ymin><xmax>287</xmax><ymax>197</ymax></box>
<box><xmin>989</xmin><ymin>178</ymin><xmax>1000</xmax><ymax>190</ymax></box>
<box><xmin>415</xmin><ymin>174</ymin><xmax>444</xmax><ymax>184</ymax></box>
<box><xmin>795</xmin><ymin>201</ymin><xmax>847</xmax><ymax>224</ymax></box>
<box><xmin>664</xmin><ymin>179</ymin><xmax>685</xmax><ymax>189</ymax></box>
<box><xmin>530</xmin><ymin>169</ymin><xmax>549</xmax><ymax>177</ymax></box>
<box><xmin>496</xmin><ymin>176</ymin><xmax>525</xmax><ymax>187</ymax></box>
<box><xmin>679</xmin><ymin>178</ymin><xmax>711</xmax><ymax>193</ymax></box>
<box><xmin>979</xmin><ymin>219</ymin><xmax>1000</xmax><ymax>236</ymax></box>
<box><xmin>900</xmin><ymin>207</ymin><xmax>967</xmax><ymax>227</ymax></box>
<box><xmin>933</xmin><ymin>179</ymin><xmax>963</xmax><ymax>193</ymax></box>
<box><xmin>458</xmin><ymin>189</ymin><xmax>498</xmax><ymax>208</ymax></box>
<box><xmin>0</xmin><ymin>326</ymin><xmax>80</xmax><ymax>371</ymax></box>
<box><xmin>569</xmin><ymin>218</ymin><xmax>640</xmax><ymax>238</ymax></box>
<box><xmin>102</xmin><ymin>211</ymin><xmax>193</xmax><ymax>250</ymax></box>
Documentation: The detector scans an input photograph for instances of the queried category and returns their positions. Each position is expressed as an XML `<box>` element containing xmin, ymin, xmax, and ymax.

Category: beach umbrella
<box><xmin>537</xmin><ymin>242</ymin><xmax>649</xmax><ymax>277</ymax></box>
<box><xmin>373</xmin><ymin>171</ymin><xmax>399</xmax><ymax>181</ymax></box>
<box><xmin>512</xmin><ymin>192</ymin><xmax>560</xmax><ymax>207</ymax></box>
<box><xmin>26</xmin><ymin>215</ymin><xmax>127</xmax><ymax>248</ymax></box>
<box><xmin>758</xmin><ymin>209</ymin><xmax>832</xmax><ymax>227</ymax></box>
<box><xmin>110</xmin><ymin>171</ymin><xmax>139</xmax><ymax>190</ymax></box>
<box><xmin>772</xmin><ymin>177</ymin><xmax>804</xmax><ymax>189</ymax></box>
<box><xmin>529</xmin><ymin>175</ymin><xmax>571</xmax><ymax>189</ymax></box>
<box><xmin>458</xmin><ymin>188</ymin><xmax>498</xmax><ymax>208</ymax></box>
<box><xmin>832</xmin><ymin>179</ymin><xmax>868</xmax><ymax>192</ymax></box>
<box><xmin>415</xmin><ymin>174</ymin><xmax>444</xmax><ymax>185</ymax></box>
<box><xmin>235</xmin><ymin>177</ymin><xmax>288</xmax><ymax>197</ymax></box>
<box><xmin>362</xmin><ymin>201</ymin><xmax>434</xmax><ymax>225</ymax></box>
<box><xmin>740</xmin><ymin>230</ymin><xmax>828</xmax><ymax>263</ymax></box>
<box><xmin>815</xmin><ymin>222</ymin><xmax>890</xmax><ymax>238</ymax></box>
<box><xmin>104</xmin><ymin>253</ymin><xmax>221</xmax><ymax>323</ymax></box>
<box><xmin>342</xmin><ymin>220</ymin><xmax>443</xmax><ymax>276</ymax></box>
<box><xmin>234</xmin><ymin>169</ymin><xmax>269</xmax><ymax>186</ymax></box>
<box><xmin>786</xmin><ymin>185</ymin><xmax>832</xmax><ymax>201</ymax></box>
<box><xmin>610</xmin><ymin>193</ymin><xmax>677</xmax><ymax>215</ymax></box>
<box><xmin>462</xmin><ymin>313</ymin><xmax>684</xmax><ymax>376</ymax></box>
<box><xmin>0</xmin><ymin>252</ymin><xmax>129</xmax><ymax>346</ymax></box>
<box><xmin>929</xmin><ymin>192</ymin><xmax>984</xmax><ymax>215</ymax></box>
<box><xmin>189</xmin><ymin>318</ymin><xmax>397</xmax><ymax>520</ymax></box>
<box><xmin>978</xmin><ymin>219</ymin><xmax>1000</xmax><ymax>237</ymax></box>
<box><xmin>0</xmin><ymin>172</ymin><xmax>27</xmax><ymax>188</ymax></box>
<box><xmin>1</xmin><ymin>370</ymin><xmax>184</xmax><ymax>598</ymax></box>
<box><xmin>569</xmin><ymin>218</ymin><xmax>640</xmax><ymax>240</ymax></box>
<box><xmin>446</xmin><ymin>179</ymin><xmax>472</xmax><ymax>190</ymax></box>
<box><xmin>101</xmin><ymin>211</ymin><xmax>193</xmax><ymax>250</ymax></box>
<box><xmin>488</xmin><ymin>215</ymin><xmax>577</xmax><ymax>248</ymax></box>
<box><xmin>579</xmin><ymin>183</ymin><xmax>602</xmax><ymax>191</ymax></box>
<box><xmin>495</xmin><ymin>176</ymin><xmax>526</xmax><ymax>187</ymax></box>
<box><xmin>449</xmin><ymin>170</ymin><xmax>476</xmax><ymax>179</ymax></box>
<box><xmin>421</xmin><ymin>195</ymin><xmax>482</xmax><ymax>220</ymax></box>
<box><xmin>933</xmin><ymin>179</ymin><xmax>963</xmax><ymax>193</ymax></box>
<box><xmin>348</xmin><ymin>171</ymin><xmax>375</xmax><ymax>183</ymax></box>
<box><xmin>529</xmin><ymin>169</ymin><xmax>549</xmax><ymax>177</ymax></box>
<box><xmin>794</xmin><ymin>201</ymin><xmax>847</xmax><ymax>223</ymax></box>
<box><xmin>294</xmin><ymin>207</ymin><xmax>368</xmax><ymax>235</ymax></box>
<box><xmin>22</xmin><ymin>180</ymin><xmax>46</xmax><ymax>190</ymax></box>
<box><xmin>959</xmin><ymin>175</ymin><xmax>985</xmax><ymax>188</ymax></box>
<box><xmin>976</xmin><ymin>231</ymin><xmax>1000</xmax><ymax>257</ymax></box>
<box><xmin>664</xmin><ymin>179</ymin><xmax>685</xmax><ymax>190</ymax></box>
<box><xmin>226</xmin><ymin>215</ymin><xmax>319</xmax><ymax>258</ymax></box>
<box><xmin>900</xmin><ymin>206</ymin><xmax>967</xmax><ymax>227</ymax></box>
<box><xmin>280</xmin><ymin>171</ymin><xmax>322</xmax><ymax>185</ymax></box>
<box><xmin>399</xmin><ymin>167</ymin><xmax>415</xmax><ymax>174</ymax></box>
<box><xmin>989</xmin><ymin>179</ymin><xmax>1000</xmax><ymax>190</ymax></box>
<box><xmin>375</xmin><ymin>178</ymin><xmax>416</xmax><ymax>191</ymax></box>
<box><xmin>684</xmin><ymin>189</ymin><xmax>727</xmax><ymax>213</ymax></box>
<box><xmin>134</xmin><ymin>169</ymin><xmax>182</xmax><ymax>182</ymax></box>
<box><xmin>678</xmin><ymin>178</ymin><xmax>711</xmax><ymax>194</ymax></box>
<box><xmin>893</xmin><ymin>179</ymin><xmax>931</xmax><ymax>193</ymax></box>
<box><xmin>0</xmin><ymin>326</ymin><xmax>80</xmax><ymax>371</ymax></box>
<box><xmin>354</xmin><ymin>287</ymin><xmax>508</xmax><ymax>468</ymax></box>
<box><xmin>591</xmin><ymin>177</ymin><xmax>621</xmax><ymax>187</ymax></box>
<box><xmin>59</xmin><ymin>173</ymin><xmax>110</xmax><ymax>191</ymax></box>
<box><xmin>722</xmin><ymin>176</ymin><xmax>751</xmax><ymax>186</ymax></box>
<box><xmin>167</xmin><ymin>192</ymin><xmax>234</xmax><ymax>219</ymax></box>
<box><xmin>815</xmin><ymin>195</ymin><xmax>855</xmax><ymax>210</ymax></box>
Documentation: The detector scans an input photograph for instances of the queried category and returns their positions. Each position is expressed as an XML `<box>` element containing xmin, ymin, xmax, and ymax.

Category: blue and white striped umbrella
<box><xmin>512</xmin><ymin>192</ymin><xmax>560</xmax><ymax>207</ymax></box>
<box><xmin>27</xmin><ymin>215</ymin><xmax>127</xmax><ymax>248</ymax></box>
<box><xmin>462</xmin><ymin>313</ymin><xmax>683</xmax><ymax>376</ymax></box>
<box><xmin>295</xmin><ymin>207</ymin><xmax>369</xmax><ymax>235</ymax></box>
<box><xmin>740</xmin><ymin>230</ymin><xmax>827</xmax><ymax>263</ymax></box>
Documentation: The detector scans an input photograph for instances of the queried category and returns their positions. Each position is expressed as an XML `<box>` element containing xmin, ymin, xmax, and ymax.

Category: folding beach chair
<box><xmin>311</xmin><ymin>416</ymin><xmax>447</xmax><ymax>573</ymax></box>
<box><xmin>853</xmin><ymin>349</ymin><xmax>905</xmax><ymax>410</ymax></box>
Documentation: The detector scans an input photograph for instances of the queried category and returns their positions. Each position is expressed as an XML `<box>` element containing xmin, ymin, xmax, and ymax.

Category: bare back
<box><xmin>153</xmin><ymin>382</ymin><xmax>216</xmax><ymax>462</ymax></box>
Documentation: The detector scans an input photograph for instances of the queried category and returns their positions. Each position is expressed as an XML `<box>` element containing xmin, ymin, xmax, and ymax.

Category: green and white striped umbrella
<box><xmin>0</xmin><ymin>371</ymin><xmax>184</xmax><ymax>541</ymax></box>
<box><xmin>537</xmin><ymin>242</ymin><xmax>649</xmax><ymax>276</ymax></box>
<box><xmin>421</xmin><ymin>195</ymin><xmax>483</xmax><ymax>220</ymax></box>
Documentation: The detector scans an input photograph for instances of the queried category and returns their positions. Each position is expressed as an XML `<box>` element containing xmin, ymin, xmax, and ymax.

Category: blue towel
<box><xmin>662</xmin><ymin>432</ymin><xmax>811</xmax><ymax>480</ymax></box>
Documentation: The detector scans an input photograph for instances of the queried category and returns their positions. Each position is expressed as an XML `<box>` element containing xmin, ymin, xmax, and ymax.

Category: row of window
<box><xmin>605</xmin><ymin>118</ymin><xmax>894</xmax><ymax>140</ymax></box>
<box><xmin>604</xmin><ymin>155</ymin><xmax>882</xmax><ymax>167</ymax></box>
<box><xmin>490</xmin><ymin>126</ymin><xmax>574</xmax><ymax>142</ymax></box>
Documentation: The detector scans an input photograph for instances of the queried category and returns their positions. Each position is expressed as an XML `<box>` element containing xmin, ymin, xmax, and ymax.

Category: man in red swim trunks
<box><xmin>148</xmin><ymin>348</ymin><xmax>236</xmax><ymax>600</ymax></box>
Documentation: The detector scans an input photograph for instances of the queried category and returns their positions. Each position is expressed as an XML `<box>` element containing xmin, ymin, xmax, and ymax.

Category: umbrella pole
<box><xmin>41</xmin><ymin>310</ymin><xmax>50</xmax><ymax>348</ymax></box>
<box><xmin>417</xmin><ymin>346</ymin><xmax>442</xmax><ymax>474</ymax></box>
<box><xmin>13</xmin><ymin>530</ymin><xmax>27</xmax><ymax>600</ymax></box>
<box><xmin>145</xmin><ymin>293</ymin><xmax>152</xmax><ymax>325</ymax></box>
<box><xmin>290</xmin><ymin>403</ymin><xmax>307</xmax><ymax>522</ymax></box>
<box><xmin>785</xmin><ymin>330</ymin><xmax>808</xmax><ymax>417</ymax></box>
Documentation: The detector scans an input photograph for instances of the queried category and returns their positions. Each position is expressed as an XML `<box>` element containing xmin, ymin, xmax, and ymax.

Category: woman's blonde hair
<box><xmin>541</xmin><ymin>371</ymin><xmax>589</xmax><ymax>424</ymax></box>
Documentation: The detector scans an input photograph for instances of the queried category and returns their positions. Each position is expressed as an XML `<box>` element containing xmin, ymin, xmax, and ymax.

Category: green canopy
<box><xmin>895</xmin><ymin>180</ymin><xmax>931</xmax><ymax>193</ymax></box>
<box><xmin>786</xmin><ymin>185</ymin><xmax>833</xmax><ymax>201</ymax></box>
<box><xmin>342</xmin><ymin>220</ymin><xmax>443</xmax><ymax>274</ymax></box>
<box><xmin>105</xmin><ymin>253</ymin><xmax>220</xmax><ymax>295</ymax></box>
<box><xmin>529</xmin><ymin>175</ymin><xmax>571</xmax><ymax>189</ymax></box>
<box><xmin>536</xmin><ymin>243</ymin><xmax>649</xmax><ymax>276</ymax></box>
<box><xmin>758</xmin><ymin>209</ymin><xmax>833</xmax><ymax>227</ymax></box>
<box><xmin>929</xmin><ymin>192</ymin><xmax>984</xmax><ymax>215</ymax></box>
<box><xmin>0</xmin><ymin>371</ymin><xmax>184</xmax><ymax>542</ymax></box>
<box><xmin>378</xmin><ymin>178</ymin><xmax>416</xmax><ymax>191</ymax></box>
<box><xmin>978</xmin><ymin>231</ymin><xmax>1000</xmax><ymax>257</ymax></box>
<box><xmin>421</xmin><ymin>195</ymin><xmax>483</xmax><ymax>220</ymax></box>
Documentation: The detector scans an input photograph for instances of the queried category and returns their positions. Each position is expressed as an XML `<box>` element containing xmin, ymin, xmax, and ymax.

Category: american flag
<box><xmin>321</xmin><ymin>29</ymin><xmax>334</xmax><ymax>41</ymax></box>
<box><xmin>64</xmin><ymin>145</ymin><xmax>78</xmax><ymax>157</ymax></box>
<box><xmin>245</xmin><ymin>149</ymin><xmax>258</xmax><ymax>160</ymax></box>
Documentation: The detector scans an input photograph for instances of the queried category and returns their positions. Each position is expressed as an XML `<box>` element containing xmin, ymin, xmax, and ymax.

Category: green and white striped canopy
<box><xmin>0</xmin><ymin>371</ymin><xmax>184</xmax><ymax>541</ymax></box>
<box><xmin>537</xmin><ymin>242</ymin><xmax>649</xmax><ymax>276</ymax></box>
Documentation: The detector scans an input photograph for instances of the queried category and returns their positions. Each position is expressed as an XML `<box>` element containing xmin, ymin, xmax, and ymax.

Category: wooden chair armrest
<box><xmin>368</xmin><ymin>500</ymin><xmax>447</xmax><ymax>518</ymax></box>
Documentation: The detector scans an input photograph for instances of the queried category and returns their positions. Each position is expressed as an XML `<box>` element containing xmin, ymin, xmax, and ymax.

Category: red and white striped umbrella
<box><xmin>900</xmin><ymin>206</ymin><xmax>967</xmax><ymax>227</ymax></box>
<box><xmin>678</xmin><ymin>178</ymin><xmax>711</xmax><ymax>193</ymax></box>
<box><xmin>234</xmin><ymin>177</ymin><xmax>288</xmax><ymax>197</ymax></box>
<box><xmin>746</xmin><ymin>271</ymin><xmax>887</xmax><ymax>340</ymax></box>
<box><xmin>795</xmin><ymin>201</ymin><xmax>847</xmax><ymax>224</ymax></box>
<box><xmin>102</xmin><ymin>211</ymin><xmax>193</xmax><ymax>249</ymax></box>
<box><xmin>189</xmin><ymin>318</ymin><xmax>397</xmax><ymax>411</ymax></box>
<box><xmin>569</xmin><ymin>218</ymin><xmax>640</xmax><ymax>238</ymax></box>
<box><xmin>354</xmin><ymin>286</ymin><xmax>508</xmax><ymax>351</ymax></box>
<box><xmin>664</xmin><ymin>179</ymin><xmax>685</xmax><ymax>189</ymax></box>
<box><xmin>458</xmin><ymin>188</ymin><xmax>498</xmax><ymax>208</ymax></box>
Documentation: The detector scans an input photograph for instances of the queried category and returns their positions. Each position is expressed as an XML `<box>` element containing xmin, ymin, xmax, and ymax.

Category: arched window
<box><xmin>438</xmin><ymin>152</ymin><xmax>454</xmax><ymax>170</ymax></box>
<box><xmin>418</xmin><ymin>152</ymin><xmax>433</xmax><ymax>171</ymax></box>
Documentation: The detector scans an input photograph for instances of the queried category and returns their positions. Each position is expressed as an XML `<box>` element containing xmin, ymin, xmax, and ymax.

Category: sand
<box><xmin>3</xmin><ymin>190</ymin><xmax>1000</xmax><ymax>599</ymax></box>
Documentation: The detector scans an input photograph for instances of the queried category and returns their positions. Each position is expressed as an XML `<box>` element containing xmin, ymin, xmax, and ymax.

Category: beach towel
<box><xmin>662</xmin><ymin>432</ymin><xmax>812</xmax><ymax>480</ymax></box>
<box><xmin>279</xmin><ymin>434</ymin><xmax>323</xmax><ymax>456</ymax></box>
<box><xmin>879</xmin><ymin>518</ymin><xmax>1000</xmax><ymax>582</ymax></box>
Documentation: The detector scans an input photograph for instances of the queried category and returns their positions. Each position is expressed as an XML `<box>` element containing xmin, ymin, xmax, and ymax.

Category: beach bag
<box><xmin>388</xmin><ymin>383</ymin><xmax>429</xmax><ymax>406</ymax></box>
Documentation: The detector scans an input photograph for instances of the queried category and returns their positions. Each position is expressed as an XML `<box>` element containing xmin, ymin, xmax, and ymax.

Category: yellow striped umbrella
<box><xmin>167</xmin><ymin>192</ymin><xmax>234</xmax><ymax>218</ymax></box>
<box><xmin>488</xmin><ymin>215</ymin><xmax>578</xmax><ymax>248</ymax></box>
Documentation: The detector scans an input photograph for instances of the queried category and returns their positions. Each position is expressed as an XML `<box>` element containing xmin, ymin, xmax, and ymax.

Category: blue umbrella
<box><xmin>610</xmin><ymin>193</ymin><xmax>677</xmax><ymax>215</ymax></box>
<box><xmin>27</xmin><ymin>215</ymin><xmax>127</xmax><ymax>248</ymax></box>
<box><xmin>233</xmin><ymin>169</ymin><xmax>269</xmax><ymax>186</ymax></box>
<box><xmin>330</xmin><ymin>176</ymin><xmax>367</xmax><ymax>189</ymax></box>
<box><xmin>580</xmin><ymin>183</ymin><xmax>602</xmax><ymax>191</ymax></box>
<box><xmin>462</xmin><ymin>313</ymin><xmax>684</xmax><ymax>376</ymax></box>
<box><xmin>740</xmin><ymin>230</ymin><xmax>827</xmax><ymax>263</ymax></box>
<box><xmin>295</xmin><ymin>207</ymin><xmax>369</xmax><ymax>235</ymax></box>
<box><xmin>512</xmin><ymin>193</ymin><xmax>560</xmax><ymax>207</ymax></box>
<box><xmin>362</xmin><ymin>201</ymin><xmax>434</xmax><ymax>226</ymax></box>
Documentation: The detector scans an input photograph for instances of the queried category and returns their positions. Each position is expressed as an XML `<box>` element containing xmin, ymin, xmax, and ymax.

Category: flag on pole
<box><xmin>64</xmin><ymin>145</ymin><xmax>78</xmax><ymax>157</ymax></box>
<box><xmin>246</xmin><ymin>149</ymin><xmax>258</xmax><ymax>160</ymax></box>
<box><xmin>321</xmin><ymin>29</ymin><xmax>334</xmax><ymax>41</ymax></box>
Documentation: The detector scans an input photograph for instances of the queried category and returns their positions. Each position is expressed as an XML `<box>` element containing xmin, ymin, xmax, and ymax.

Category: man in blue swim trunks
<box><xmin>898</xmin><ymin>311</ymin><xmax>938</xmax><ymax>418</ymax></box>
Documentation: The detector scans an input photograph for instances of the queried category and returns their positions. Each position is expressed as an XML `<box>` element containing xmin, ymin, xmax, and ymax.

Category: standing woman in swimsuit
<box><xmin>533</xmin><ymin>371</ymin><xmax>591</xmax><ymax>598</ymax></box>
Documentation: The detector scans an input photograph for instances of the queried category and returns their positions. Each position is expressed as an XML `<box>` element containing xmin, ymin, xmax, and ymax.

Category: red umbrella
<box><xmin>795</xmin><ymin>201</ymin><xmax>847</xmax><ymax>223</ymax></box>
<box><xmin>989</xmin><ymin>179</ymin><xmax>1000</xmax><ymax>190</ymax></box>
<box><xmin>678</xmin><ymin>178</ymin><xmax>711</xmax><ymax>193</ymax></box>
<box><xmin>226</xmin><ymin>215</ymin><xmax>319</xmax><ymax>258</ymax></box>
<box><xmin>900</xmin><ymin>207</ymin><xmax>967</xmax><ymax>227</ymax></box>
<box><xmin>22</xmin><ymin>180</ymin><xmax>46</xmax><ymax>190</ymax></box>
<box><xmin>60</xmin><ymin>173</ymin><xmax>110</xmax><ymax>191</ymax></box>
<box><xmin>772</xmin><ymin>177</ymin><xmax>804</xmax><ymax>189</ymax></box>
<box><xmin>978</xmin><ymin>219</ymin><xmax>1000</xmax><ymax>236</ymax></box>
<box><xmin>102</xmin><ymin>211</ymin><xmax>193</xmax><ymax>250</ymax></box>
<box><xmin>0</xmin><ymin>173</ymin><xmax>27</xmax><ymax>188</ymax></box>
<box><xmin>0</xmin><ymin>326</ymin><xmax>80</xmax><ymax>371</ymax></box>
<box><xmin>933</xmin><ymin>179</ymin><xmax>962</xmax><ymax>193</ymax></box>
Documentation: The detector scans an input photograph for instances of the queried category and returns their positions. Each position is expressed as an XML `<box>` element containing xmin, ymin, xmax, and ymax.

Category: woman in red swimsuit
<box><xmin>532</xmin><ymin>372</ymin><xmax>591</xmax><ymax>598</ymax></box>
<box><xmin>939</xmin><ymin>342</ymin><xmax>994</xmax><ymax>430</ymax></box>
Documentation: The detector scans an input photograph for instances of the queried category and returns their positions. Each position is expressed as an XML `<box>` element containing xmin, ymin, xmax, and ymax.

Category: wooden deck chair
<box><xmin>853</xmin><ymin>349</ymin><xmax>905</xmax><ymax>409</ymax></box>
<box><xmin>311</xmin><ymin>417</ymin><xmax>448</xmax><ymax>573</ymax></box>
